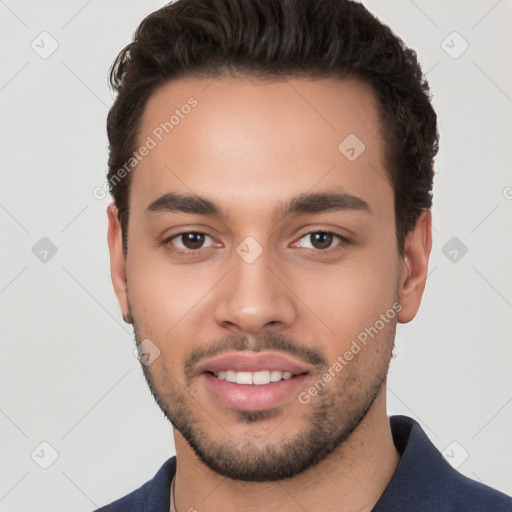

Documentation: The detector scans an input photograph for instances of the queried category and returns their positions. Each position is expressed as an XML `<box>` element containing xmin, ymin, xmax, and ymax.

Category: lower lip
<box><xmin>202</xmin><ymin>372</ymin><xmax>308</xmax><ymax>412</ymax></box>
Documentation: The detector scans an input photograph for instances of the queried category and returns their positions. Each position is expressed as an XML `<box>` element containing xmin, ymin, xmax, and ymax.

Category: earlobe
<box><xmin>397</xmin><ymin>209</ymin><xmax>432</xmax><ymax>324</ymax></box>
<box><xmin>106</xmin><ymin>202</ymin><xmax>132</xmax><ymax>324</ymax></box>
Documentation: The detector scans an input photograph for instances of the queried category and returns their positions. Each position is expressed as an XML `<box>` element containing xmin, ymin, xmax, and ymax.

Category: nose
<box><xmin>213</xmin><ymin>244</ymin><xmax>298</xmax><ymax>335</ymax></box>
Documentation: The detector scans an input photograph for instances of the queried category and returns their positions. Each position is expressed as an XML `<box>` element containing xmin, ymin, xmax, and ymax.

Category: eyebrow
<box><xmin>146</xmin><ymin>191</ymin><xmax>371</xmax><ymax>222</ymax></box>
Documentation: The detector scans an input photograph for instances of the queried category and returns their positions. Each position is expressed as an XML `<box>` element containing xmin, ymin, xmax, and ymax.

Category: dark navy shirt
<box><xmin>94</xmin><ymin>415</ymin><xmax>512</xmax><ymax>511</ymax></box>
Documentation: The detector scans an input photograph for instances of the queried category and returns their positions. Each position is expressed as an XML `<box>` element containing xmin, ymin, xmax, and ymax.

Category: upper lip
<box><xmin>196</xmin><ymin>352</ymin><xmax>311</xmax><ymax>375</ymax></box>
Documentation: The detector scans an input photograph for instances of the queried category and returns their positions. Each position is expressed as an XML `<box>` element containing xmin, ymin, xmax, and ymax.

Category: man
<box><xmin>96</xmin><ymin>0</ymin><xmax>512</xmax><ymax>510</ymax></box>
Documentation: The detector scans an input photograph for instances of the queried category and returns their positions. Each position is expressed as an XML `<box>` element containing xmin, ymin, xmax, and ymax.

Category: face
<box><xmin>108</xmin><ymin>75</ymin><xmax>425</xmax><ymax>481</ymax></box>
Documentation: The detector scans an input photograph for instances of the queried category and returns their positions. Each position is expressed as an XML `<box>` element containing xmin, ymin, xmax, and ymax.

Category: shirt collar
<box><xmin>371</xmin><ymin>415</ymin><xmax>454</xmax><ymax>511</ymax></box>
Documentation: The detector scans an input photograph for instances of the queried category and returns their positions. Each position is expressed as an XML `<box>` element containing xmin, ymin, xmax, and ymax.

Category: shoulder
<box><xmin>375</xmin><ymin>416</ymin><xmax>512</xmax><ymax>512</ymax></box>
<box><xmin>441</xmin><ymin>469</ymin><xmax>512</xmax><ymax>511</ymax></box>
<box><xmin>92</xmin><ymin>457</ymin><xmax>176</xmax><ymax>512</ymax></box>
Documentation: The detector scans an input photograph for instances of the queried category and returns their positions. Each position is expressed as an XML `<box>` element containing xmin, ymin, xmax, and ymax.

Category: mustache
<box><xmin>184</xmin><ymin>331</ymin><xmax>328</xmax><ymax>378</ymax></box>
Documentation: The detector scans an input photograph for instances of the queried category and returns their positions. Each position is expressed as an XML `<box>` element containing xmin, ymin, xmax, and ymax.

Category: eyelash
<box><xmin>161</xmin><ymin>230</ymin><xmax>350</xmax><ymax>256</ymax></box>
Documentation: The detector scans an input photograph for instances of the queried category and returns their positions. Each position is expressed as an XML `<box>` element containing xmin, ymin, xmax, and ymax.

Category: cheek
<box><xmin>288</xmin><ymin>237</ymin><xmax>400</xmax><ymax>345</ymax></box>
<box><xmin>126</xmin><ymin>248</ymin><xmax>213</xmax><ymax>338</ymax></box>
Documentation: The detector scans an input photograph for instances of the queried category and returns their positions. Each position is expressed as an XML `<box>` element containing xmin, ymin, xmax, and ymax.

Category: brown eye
<box><xmin>309</xmin><ymin>232</ymin><xmax>334</xmax><ymax>249</ymax></box>
<box><xmin>295</xmin><ymin>231</ymin><xmax>347</xmax><ymax>251</ymax></box>
<box><xmin>179</xmin><ymin>233</ymin><xmax>206</xmax><ymax>249</ymax></box>
<box><xmin>166</xmin><ymin>232</ymin><xmax>215</xmax><ymax>252</ymax></box>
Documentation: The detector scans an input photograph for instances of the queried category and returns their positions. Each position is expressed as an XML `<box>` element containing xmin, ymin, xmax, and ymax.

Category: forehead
<box><xmin>130</xmin><ymin>75</ymin><xmax>392</xmax><ymax>220</ymax></box>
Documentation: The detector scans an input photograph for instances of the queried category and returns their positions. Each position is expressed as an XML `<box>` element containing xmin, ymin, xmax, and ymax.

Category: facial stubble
<box><xmin>128</xmin><ymin>300</ymin><xmax>396</xmax><ymax>482</ymax></box>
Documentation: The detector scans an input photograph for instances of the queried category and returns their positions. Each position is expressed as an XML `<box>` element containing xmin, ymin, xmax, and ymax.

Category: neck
<box><xmin>172</xmin><ymin>388</ymin><xmax>400</xmax><ymax>512</ymax></box>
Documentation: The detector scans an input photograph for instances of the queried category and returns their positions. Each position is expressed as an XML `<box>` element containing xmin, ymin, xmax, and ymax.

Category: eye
<box><xmin>294</xmin><ymin>231</ymin><xmax>347</xmax><ymax>250</ymax></box>
<box><xmin>166</xmin><ymin>232</ymin><xmax>217</xmax><ymax>251</ymax></box>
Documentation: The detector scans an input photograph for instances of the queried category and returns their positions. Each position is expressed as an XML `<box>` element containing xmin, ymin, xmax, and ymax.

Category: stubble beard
<box><xmin>129</xmin><ymin>302</ymin><xmax>395</xmax><ymax>482</ymax></box>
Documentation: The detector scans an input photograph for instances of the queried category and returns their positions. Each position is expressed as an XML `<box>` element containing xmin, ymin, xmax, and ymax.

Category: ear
<box><xmin>397</xmin><ymin>209</ymin><xmax>432</xmax><ymax>324</ymax></box>
<box><xmin>106</xmin><ymin>202</ymin><xmax>132</xmax><ymax>324</ymax></box>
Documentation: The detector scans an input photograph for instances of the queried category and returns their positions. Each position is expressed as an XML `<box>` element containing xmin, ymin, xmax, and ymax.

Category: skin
<box><xmin>107</xmin><ymin>76</ymin><xmax>432</xmax><ymax>512</ymax></box>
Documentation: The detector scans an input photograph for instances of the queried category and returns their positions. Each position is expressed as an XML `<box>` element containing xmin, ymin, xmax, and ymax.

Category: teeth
<box><xmin>212</xmin><ymin>370</ymin><xmax>295</xmax><ymax>385</ymax></box>
<box><xmin>270</xmin><ymin>370</ymin><xmax>283</xmax><ymax>382</ymax></box>
<box><xmin>236</xmin><ymin>371</ymin><xmax>253</xmax><ymax>385</ymax></box>
<box><xmin>225</xmin><ymin>370</ymin><xmax>236</xmax><ymax>382</ymax></box>
<box><xmin>253</xmin><ymin>370</ymin><xmax>271</xmax><ymax>385</ymax></box>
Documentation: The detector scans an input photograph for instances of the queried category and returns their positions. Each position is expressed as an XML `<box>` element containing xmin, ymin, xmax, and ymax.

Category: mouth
<box><xmin>197</xmin><ymin>352</ymin><xmax>311</xmax><ymax>412</ymax></box>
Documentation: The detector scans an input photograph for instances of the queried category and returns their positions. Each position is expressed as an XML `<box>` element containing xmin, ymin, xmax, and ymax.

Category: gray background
<box><xmin>1</xmin><ymin>1</ymin><xmax>511</xmax><ymax>510</ymax></box>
